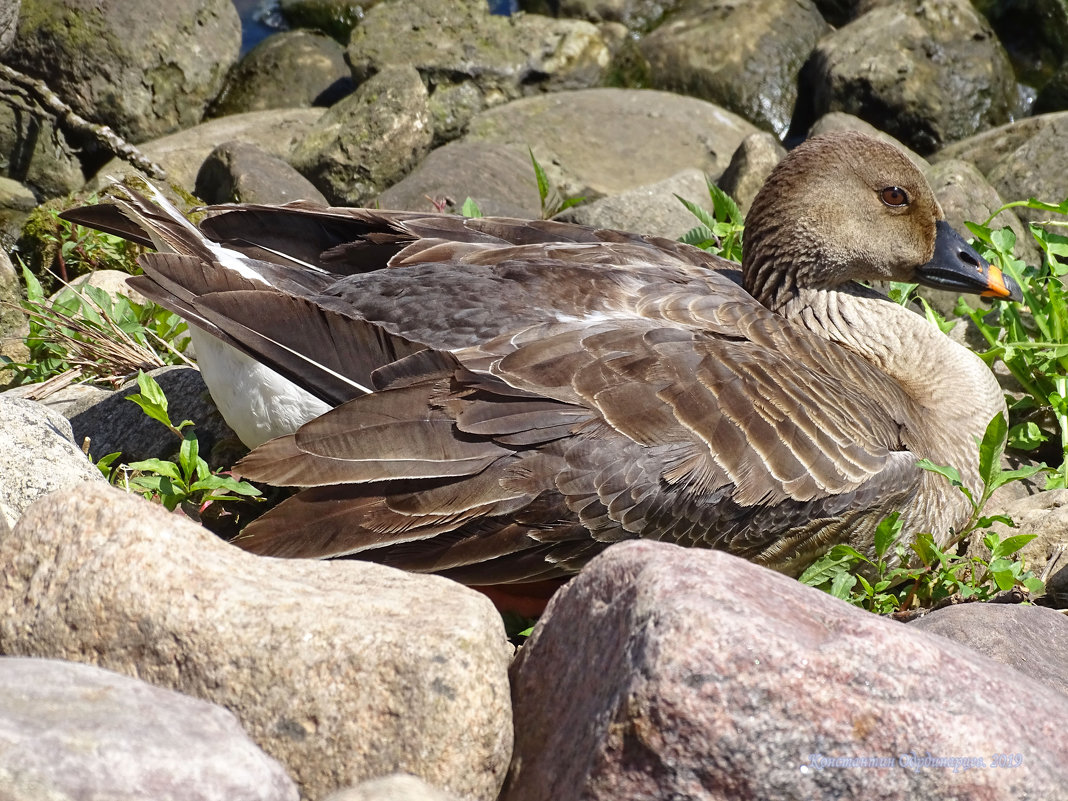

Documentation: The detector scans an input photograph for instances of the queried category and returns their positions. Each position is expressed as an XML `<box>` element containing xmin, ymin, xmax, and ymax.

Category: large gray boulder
<box><xmin>322</xmin><ymin>774</ymin><xmax>462</xmax><ymax>801</ymax></box>
<box><xmin>0</xmin><ymin>99</ymin><xmax>85</xmax><ymax>200</ymax></box>
<box><xmin>976</xmin><ymin>0</ymin><xmax>1068</xmax><ymax>92</ymax></box>
<box><xmin>347</xmin><ymin>0</ymin><xmax>612</xmax><ymax>142</ymax></box>
<box><xmin>807</xmin><ymin>111</ymin><xmax>928</xmax><ymax>170</ymax></box>
<box><xmin>0</xmin><ymin>657</ymin><xmax>298</xmax><ymax>801</ymax></box>
<box><xmin>504</xmin><ymin>540</ymin><xmax>1068</xmax><ymax>800</ymax></box>
<box><xmin>87</xmin><ymin>107</ymin><xmax>325</xmax><ymax>196</ymax></box>
<box><xmin>910</xmin><ymin>604</ymin><xmax>1068</xmax><ymax>698</ymax></box>
<box><xmin>0</xmin><ymin>394</ymin><xmax>105</xmax><ymax>530</ymax></box>
<box><xmin>463</xmin><ymin>88</ymin><xmax>760</xmax><ymax>200</ymax></box>
<box><xmin>638</xmin><ymin>0</ymin><xmax>829</xmax><ymax>136</ymax></box>
<box><xmin>210</xmin><ymin>30</ymin><xmax>352</xmax><ymax>117</ymax></box>
<box><xmin>801</xmin><ymin>0</ymin><xmax>1017</xmax><ymax>154</ymax></box>
<box><xmin>557</xmin><ymin>169</ymin><xmax>716</xmax><ymax>240</ymax></box>
<box><xmin>0</xmin><ymin>484</ymin><xmax>513</xmax><ymax>801</ymax></box>
<box><xmin>925</xmin><ymin>158</ymin><xmax>1041</xmax><ymax>268</ymax></box>
<box><xmin>68</xmin><ymin>366</ymin><xmax>239</xmax><ymax>465</ymax></box>
<box><xmin>934</xmin><ymin>111</ymin><xmax>1068</xmax><ymax>224</ymax></box>
<box><xmin>6</xmin><ymin>0</ymin><xmax>240</xmax><ymax>143</ymax></box>
<box><xmin>553</xmin><ymin>0</ymin><xmax>681</xmax><ymax>28</ymax></box>
<box><xmin>0</xmin><ymin>0</ymin><xmax>17</xmax><ymax>53</ymax></box>
<box><xmin>292</xmin><ymin>65</ymin><xmax>432</xmax><ymax>206</ymax></box>
<box><xmin>196</xmin><ymin>140</ymin><xmax>330</xmax><ymax>206</ymax></box>
<box><xmin>716</xmin><ymin>131</ymin><xmax>786</xmax><ymax>214</ymax></box>
<box><xmin>278</xmin><ymin>0</ymin><xmax>383</xmax><ymax>43</ymax></box>
<box><xmin>0</xmin><ymin>248</ymin><xmax>28</xmax><ymax>386</ymax></box>
<box><xmin>0</xmin><ymin>176</ymin><xmax>36</xmax><ymax>247</ymax></box>
<box><xmin>377</xmin><ymin>140</ymin><xmax>543</xmax><ymax>218</ymax></box>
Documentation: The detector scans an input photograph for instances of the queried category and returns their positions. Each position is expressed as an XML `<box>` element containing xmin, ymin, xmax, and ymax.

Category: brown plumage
<box><xmin>61</xmin><ymin>131</ymin><xmax>1020</xmax><ymax>584</ymax></box>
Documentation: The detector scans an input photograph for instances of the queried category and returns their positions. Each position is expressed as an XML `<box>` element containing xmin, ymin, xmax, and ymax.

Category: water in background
<box><xmin>232</xmin><ymin>0</ymin><xmax>287</xmax><ymax>55</ymax></box>
<box><xmin>233</xmin><ymin>0</ymin><xmax>520</xmax><ymax>55</ymax></box>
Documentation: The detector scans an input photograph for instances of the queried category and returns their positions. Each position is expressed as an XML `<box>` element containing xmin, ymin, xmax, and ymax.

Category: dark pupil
<box><xmin>883</xmin><ymin>187</ymin><xmax>906</xmax><ymax>205</ymax></box>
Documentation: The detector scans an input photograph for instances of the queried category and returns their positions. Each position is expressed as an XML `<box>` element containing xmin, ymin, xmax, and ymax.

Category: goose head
<box><xmin>742</xmin><ymin>130</ymin><xmax>1021</xmax><ymax>310</ymax></box>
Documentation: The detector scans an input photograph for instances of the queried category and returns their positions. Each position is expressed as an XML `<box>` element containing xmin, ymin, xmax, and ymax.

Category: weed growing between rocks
<box><xmin>798</xmin><ymin>413</ymin><xmax>1046</xmax><ymax>615</ymax></box>
<box><xmin>5</xmin><ymin>264</ymin><xmax>191</xmax><ymax>388</ymax></box>
<box><xmin>961</xmin><ymin>197</ymin><xmax>1068</xmax><ymax>489</ymax></box>
<box><xmin>677</xmin><ymin>180</ymin><xmax>745</xmax><ymax>261</ymax></box>
<box><xmin>98</xmin><ymin>371</ymin><xmax>263</xmax><ymax>526</ymax></box>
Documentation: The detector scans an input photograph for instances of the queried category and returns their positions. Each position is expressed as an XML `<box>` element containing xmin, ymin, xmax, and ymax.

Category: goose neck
<box><xmin>783</xmin><ymin>285</ymin><xmax>1004</xmax><ymax>492</ymax></box>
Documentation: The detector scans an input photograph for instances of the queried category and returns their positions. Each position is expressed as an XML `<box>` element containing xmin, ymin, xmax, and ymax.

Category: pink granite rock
<box><xmin>0</xmin><ymin>484</ymin><xmax>512</xmax><ymax>801</ymax></box>
<box><xmin>505</xmin><ymin>540</ymin><xmax>1068</xmax><ymax>800</ymax></box>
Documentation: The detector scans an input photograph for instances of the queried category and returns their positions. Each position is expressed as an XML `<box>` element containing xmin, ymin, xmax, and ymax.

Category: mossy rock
<box><xmin>278</xmin><ymin>0</ymin><xmax>384</xmax><ymax>43</ymax></box>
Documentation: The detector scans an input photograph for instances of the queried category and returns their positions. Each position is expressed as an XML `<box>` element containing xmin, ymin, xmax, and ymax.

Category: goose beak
<box><xmin>915</xmin><ymin>220</ymin><xmax>1023</xmax><ymax>302</ymax></box>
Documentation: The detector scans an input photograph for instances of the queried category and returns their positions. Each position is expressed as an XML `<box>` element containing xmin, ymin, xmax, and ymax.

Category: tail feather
<box><xmin>195</xmin><ymin>290</ymin><xmax>433</xmax><ymax>405</ymax></box>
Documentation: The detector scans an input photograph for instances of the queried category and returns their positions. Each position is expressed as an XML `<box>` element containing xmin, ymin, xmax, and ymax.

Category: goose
<box><xmin>61</xmin><ymin>131</ymin><xmax>1020</xmax><ymax>587</ymax></box>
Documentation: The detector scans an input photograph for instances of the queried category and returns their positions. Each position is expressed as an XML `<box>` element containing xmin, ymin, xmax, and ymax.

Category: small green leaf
<box><xmin>1007</xmin><ymin>421</ymin><xmax>1046</xmax><ymax>450</ymax></box>
<box><xmin>973</xmin><ymin>513</ymin><xmax>1015</xmax><ymax>529</ymax></box>
<box><xmin>916</xmin><ymin>459</ymin><xmax>964</xmax><ymax>487</ymax></box>
<box><xmin>707</xmin><ymin>181</ymin><xmax>743</xmax><ymax>225</ymax></box>
<box><xmin>977</xmin><ymin>412</ymin><xmax>1008</xmax><ymax>491</ymax></box>
<box><xmin>675</xmin><ymin>194</ymin><xmax>718</xmax><ymax>232</ymax></box>
<box><xmin>189</xmin><ymin>474</ymin><xmax>263</xmax><ymax>496</ymax></box>
<box><xmin>986</xmin><ymin>464</ymin><xmax>1049</xmax><ymax>493</ymax></box>
<box><xmin>555</xmin><ymin>196</ymin><xmax>585</xmax><ymax>213</ymax></box>
<box><xmin>887</xmin><ymin>281</ymin><xmax>918</xmax><ymax>306</ymax></box>
<box><xmin>130</xmin><ymin>474</ymin><xmax>165</xmax><ymax>493</ymax></box>
<box><xmin>1022</xmin><ymin>576</ymin><xmax>1046</xmax><ymax>594</ymax></box>
<box><xmin>126</xmin><ymin>458</ymin><xmax>182</xmax><ymax>480</ymax></box>
<box><xmin>874</xmin><ymin>512</ymin><xmax>902</xmax><ymax>559</ymax></box>
<box><xmin>910</xmin><ymin>531</ymin><xmax>939</xmax><ymax>566</ymax></box>
<box><xmin>95</xmin><ymin>451</ymin><xmax>122</xmax><ymax>471</ymax></box>
<box><xmin>678</xmin><ymin>224</ymin><xmax>717</xmax><ymax>249</ymax></box>
<box><xmin>21</xmin><ymin>265</ymin><xmax>44</xmax><ymax>303</ymax></box>
<box><xmin>126</xmin><ymin>372</ymin><xmax>174</xmax><ymax>429</ymax></box>
<box><xmin>798</xmin><ymin>544</ymin><xmax>869</xmax><ymax>587</ymax></box>
<box><xmin>964</xmin><ymin>220</ymin><xmax>993</xmax><ymax>243</ymax></box>
<box><xmin>987</xmin><ymin>558</ymin><xmax>1017</xmax><ymax>591</ymax></box>
<box><xmin>829</xmin><ymin>571</ymin><xmax>858</xmax><ymax>599</ymax></box>
<box><xmin>179</xmin><ymin>432</ymin><xmax>199</xmax><ymax>479</ymax></box>
<box><xmin>529</xmin><ymin>148</ymin><xmax>550</xmax><ymax>206</ymax></box>
<box><xmin>460</xmin><ymin>197</ymin><xmax>483</xmax><ymax>218</ymax></box>
<box><xmin>990</xmin><ymin>533</ymin><xmax>1036</xmax><ymax>559</ymax></box>
<box><xmin>990</xmin><ymin>227</ymin><xmax>1017</xmax><ymax>255</ymax></box>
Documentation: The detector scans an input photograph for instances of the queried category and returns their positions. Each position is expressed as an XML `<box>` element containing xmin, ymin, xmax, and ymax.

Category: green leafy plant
<box><xmin>5</xmin><ymin>265</ymin><xmax>190</xmax><ymax>387</ymax></box>
<box><xmin>677</xmin><ymin>181</ymin><xmax>745</xmax><ymax>261</ymax></box>
<box><xmin>21</xmin><ymin>200</ymin><xmax>142</xmax><ymax>289</ymax></box>
<box><xmin>960</xmin><ymin>198</ymin><xmax>1068</xmax><ymax>487</ymax></box>
<box><xmin>529</xmin><ymin>148</ymin><xmax>585</xmax><ymax>219</ymax></box>
<box><xmin>800</xmin><ymin>413</ymin><xmax>1046</xmax><ymax>612</ymax></box>
<box><xmin>50</xmin><ymin>207</ymin><xmax>141</xmax><ymax>279</ymax></box>
<box><xmin>100</xmin><ymin>371</ymin><xmax>262</xmax><ymax>518</ymax></box>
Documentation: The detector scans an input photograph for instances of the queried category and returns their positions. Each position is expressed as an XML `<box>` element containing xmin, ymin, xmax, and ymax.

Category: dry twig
<box><xmin>0</xmin><ymin>61</ymin><xmax>167</xmax><ymax>179</ymax></box>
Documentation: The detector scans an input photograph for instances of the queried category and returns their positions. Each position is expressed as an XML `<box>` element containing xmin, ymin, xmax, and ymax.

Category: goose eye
<box><xmin>880</xmin><ymin>186</ymin><xmax>909</xmax><ymax>207</ymax></box>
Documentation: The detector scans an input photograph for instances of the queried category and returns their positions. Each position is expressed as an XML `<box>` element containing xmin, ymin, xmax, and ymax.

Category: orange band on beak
<box><xmin>980</xmin><ymin>265</ymin><xmax>1012</xmax><ymax>299</ymax></box>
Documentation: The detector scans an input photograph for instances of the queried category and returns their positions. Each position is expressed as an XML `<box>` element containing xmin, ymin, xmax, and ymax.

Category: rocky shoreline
<box><xmin>2</xmin><ymin>0</ymin><xmax>1068</xmax><ymax>799</ymax></box>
